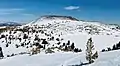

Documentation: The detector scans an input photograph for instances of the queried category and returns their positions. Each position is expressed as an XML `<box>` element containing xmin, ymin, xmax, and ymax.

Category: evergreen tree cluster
<box><xmin>60</xmin><ymin>40</ymin><xmax>82</xmax><ymax>52</ymax></box>
<box><xmin>102</xmin><ymin>41</ymin><xmax>120</xmax><ymax>52</ymax></box>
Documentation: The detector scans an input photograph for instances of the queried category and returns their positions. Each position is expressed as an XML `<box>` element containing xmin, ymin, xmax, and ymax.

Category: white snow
<box><xmin>0</xmin><ymin>15</ymin><xmax>120</xmax><ymax>66</ymax></box>
<box><xmin>61</xmin><ymin>50</ymin><xmax>120</xmax><ymax>66</ymax></box>
<box><xmin>0</xmin><ymin>52</ymin><xmax>81</xmax><ymax>66</ymax></box>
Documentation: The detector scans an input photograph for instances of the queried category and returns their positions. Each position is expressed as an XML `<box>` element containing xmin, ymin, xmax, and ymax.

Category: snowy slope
<box><xmin>26</xmin><ymin>15</ymin><xmax>120</xmax><ymax>50</ymax></box>
<box><xmin>0</xmin><ymin>50</ymin><xmax>120</xmax><ymax>66</ymax></box>
<box><xmin>0</xmin><ymin>52</ymin><xmax>81</xmax><ymax>66</ymax></box>
<box><xmin>61</xmin><ymin>50</ymin><xmax>120</xmax><ymax>66</ymax></box>
<box><xmin>28</xmin><ymin>15</ymin><xmax>120</xmax><ymax>36</ymax></box>
<box><xmin>91</xmin><ymin>50</ymin><xmax>120</xmax><ymax>66</ymax></box>
<box><xmin>0</xmin><ymin>15</ymin><xmax>120</xmax><ymax>66</ymax></box>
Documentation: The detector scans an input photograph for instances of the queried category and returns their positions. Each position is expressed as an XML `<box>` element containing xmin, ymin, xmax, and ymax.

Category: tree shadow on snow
<box><xmin>68</xmin><ymin>62</ymin><xmax>91</xmax><ymax>66</ymax></box>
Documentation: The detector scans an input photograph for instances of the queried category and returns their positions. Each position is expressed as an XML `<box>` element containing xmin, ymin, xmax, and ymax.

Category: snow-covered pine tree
<box><xmin>86</xmin><ymin>37</ymin><xmax>98</xmax><ymax>63</ymax></box>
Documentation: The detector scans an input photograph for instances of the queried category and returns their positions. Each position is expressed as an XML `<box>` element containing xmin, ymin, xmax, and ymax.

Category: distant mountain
<box><xmin>0</xmin><ymin>22</ymin><xmax>21</xmax><ymax>26</ymax></box>
<box><xmin>28</xmin><ymin>15</ymin><xmax>120</xmax><ymax>35</ymax></box>
<box><xmin>40</xmin><ymin>15</ymin><xmax>79</xmax><ymax>21</ymax></box>
<box><xmin>29</xmin><ymin>15</ymin><xmax>79</xmax><ymax>24</ymax></box>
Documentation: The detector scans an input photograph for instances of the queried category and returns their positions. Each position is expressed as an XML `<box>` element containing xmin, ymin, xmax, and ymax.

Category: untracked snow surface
<box><xmin>0</xmin><ymin>50</ymin><xmax>120</xmax><ymax>66</ymax></box>
<box><xmin>62</xmin><ymin>34</ymin><xmax>120</xmax><ymax>51</ymax></box>
<box><xmin>61</xmin><ymin>50</ymin><xmax>120</xmax><ymax>66</ymax></box>
<box><xmin>0</xmin><ymin>52</ymin><xmax>81</xmax><ymax>66</ymax></box>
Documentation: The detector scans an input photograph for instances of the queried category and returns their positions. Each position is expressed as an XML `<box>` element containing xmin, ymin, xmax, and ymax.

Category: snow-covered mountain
<box><xmin>0</xmin><ymin>22</ymin><xmax>21</xmax><ymax>26</ymax></box>
<box><xmin>30</xmin><ymin>15</ymin><xmax>79</xmax><ymax>24</ymax></box>
<box><xmin>28</xmin><ymin>15</ymin><xmax>120</xmax><ymax>36</ymax></box>
<box><xmin>0</xmin><ymin>15</ymin><xmax>120</xmax><ymax>66</ymax></box>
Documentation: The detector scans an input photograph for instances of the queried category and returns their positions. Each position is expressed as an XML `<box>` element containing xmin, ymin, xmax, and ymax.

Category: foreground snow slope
<box><xmin>0</xmin><ymin>50</ymin><xmax>120</xmax><ymax>66</ymax></box>
<box><xmin>91</xmin><ymin>50</ymin><xmax>120</xmax><ymax>66</ymax></box>
<box><xmin>61</xmin><ymin>50</ymin><xmax>120</xmax><ymax>66</ymax></box>
<box><xmin>0</xmin><ymin>52</ymin><xmax>81</xmax><ymax>66</ymax></box>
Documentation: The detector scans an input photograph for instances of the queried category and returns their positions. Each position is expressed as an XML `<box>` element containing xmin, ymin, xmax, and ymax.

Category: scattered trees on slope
<box><xmin>101</xmin><ymin>41</ymin><xmax>120</xmax><ymax>52</ymax></box>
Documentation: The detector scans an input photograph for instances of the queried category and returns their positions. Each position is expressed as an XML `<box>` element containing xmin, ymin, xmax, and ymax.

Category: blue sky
<box><xmin>0</xmin><ymin>0</ymin><xmax>120</xmax><ymax>24</ymax></box>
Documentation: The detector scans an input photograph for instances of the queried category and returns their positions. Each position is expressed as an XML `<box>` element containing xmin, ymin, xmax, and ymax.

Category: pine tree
<box><xmin>67</xmin><ymin>40</ymin><xmax>70</xmax><ymax>45</ymax></box>
<box><xmin>86</xmin><ymin>37</ymin><xmax>98</xmax><ymax>63</ymax></box>
<box><xmin>42</xmin><ymin>39</ymin><xmax>48</xmax><ymax>49</ymax></box>
<box><xmin>112</xmin><ymin>44</ymin><xmax>116</xmax><ymax>50</ymax></box>
<box><xmin>0</xmin><ymin>47</ymin><xmax>4</xmax><ymax>58</ymax></box>
<box><xmin>71</xmin><ymin>43</ymin><xmax>75</xmax><ymax>50</ymax></box>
